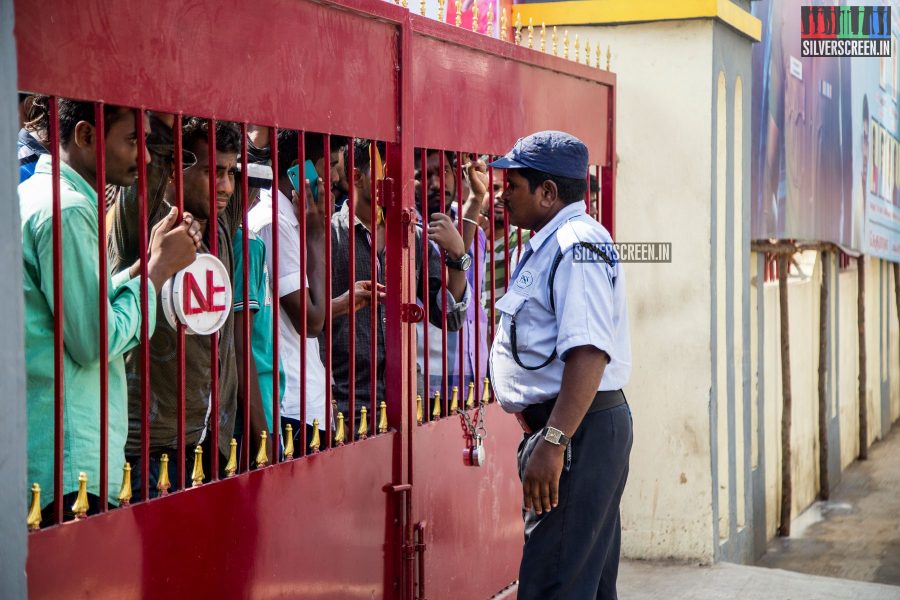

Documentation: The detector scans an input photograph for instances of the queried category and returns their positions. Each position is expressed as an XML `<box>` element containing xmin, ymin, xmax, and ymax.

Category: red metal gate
<box><xmin>16</xmin><ymin>0</ymin><xmax>615</xmax><ymax>597</ymax></box>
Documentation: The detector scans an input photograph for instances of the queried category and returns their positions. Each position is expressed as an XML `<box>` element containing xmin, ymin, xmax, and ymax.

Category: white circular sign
<box><xmin>161</xmin><ymin>253</ymin><xmax>232</xmax><ymax>336</ymax></box>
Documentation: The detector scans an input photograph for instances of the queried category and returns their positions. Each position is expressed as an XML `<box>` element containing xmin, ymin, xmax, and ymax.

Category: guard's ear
<box><xmin>539</xmin><ymin>179</ymin><xmax>558</xmax><ymax>208</ymax></box>
<box><xmin>73</xmin><ymin>120</ymin><xmax>95</xmax><ymax>150</ymax></box>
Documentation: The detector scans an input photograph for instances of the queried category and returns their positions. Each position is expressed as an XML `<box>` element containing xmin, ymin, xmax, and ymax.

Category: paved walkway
<box><xmin>757</xmin><ymin>423</ymin><xmax>900</xmax><ymax>586</ymax></box>
<box><xmin>617</xmin><ymin>561</ymin><xmax>900</xmax><ymax>599</ymax></box>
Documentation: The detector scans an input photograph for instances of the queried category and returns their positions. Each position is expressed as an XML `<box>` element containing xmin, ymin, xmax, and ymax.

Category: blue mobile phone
<box><xmin>286</xmin><ymin>161</ymin><xmax>321</xmax><ymax>204</ymax></box>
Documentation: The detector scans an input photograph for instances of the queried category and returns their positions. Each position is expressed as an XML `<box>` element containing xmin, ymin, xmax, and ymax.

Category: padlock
<box><xmin>464</xmin><ymin>437</ymin><xmax>486</xmax><ymax>467</ymax></box>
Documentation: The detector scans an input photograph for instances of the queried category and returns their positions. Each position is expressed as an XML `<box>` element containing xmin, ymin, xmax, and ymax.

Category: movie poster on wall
<box><xmin>751</xmin><ymin>1</ymin><xmax>899</xmax><ymax>261</ymax></box>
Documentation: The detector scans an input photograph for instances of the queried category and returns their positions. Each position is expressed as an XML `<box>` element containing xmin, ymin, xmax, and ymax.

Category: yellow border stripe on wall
<box><xmin>514</xmin><ymin>0</ymin><xmax>762</xmax><ymax>41</ymax></box>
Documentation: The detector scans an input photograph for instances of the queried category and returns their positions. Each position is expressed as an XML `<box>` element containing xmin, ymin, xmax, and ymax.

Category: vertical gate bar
<box><xmin>323</xmin><ymin>133</ymin><xmax>333</xmax><ymax>448</ymax></box>
<box><xmin>594</xmin><ymin>164</ymin><xmax>601</xmax><ymax>221</ymax></box>
<box><xmin>173</xmin><ymin>113</ymin><xmax>187</xmax><ymax>488</ymax></box>
<box><xmin>270</xmin><ymin>127</ymin><xmax>281</xmax><ymax>462</ymax></box>
<box><xmin>584</xmin><ymin>167</ymin><xmax>590</xmax><ymax>212</ymax></box>
<box><xmin>348</xmin><ymin>138</ymin><xmax>356</xmax><ymax>440</ymax></box>
<box><xmin>298</xmin><ymin>131</ymin><xmax>308</xmax><ymax>456</ymax></box>
<box><xmin>488</xmin><ymin>164</ymin><xmax>496</xmax><ymax>344</ymax></box>
<box><xmin>207</xmin><ymin>118</ymin><xmax>220</xmax><ymax>480</ymax></box>
<box><xmin>240</xmin><ymin>122</ymin><xmax>251</xmax><ymax>472</ymax></box>
<box><xmin>370</xmin><ymin>141</ymin><xmax>378</xmax><ymax>436</ymax></box>
<box><xmin>94</xmin><ymin>103</ymin><xmax>109</xmax><ymax>512</ymax></box>
<box><xmin>456</xmin><ymin>152</ymin><xmax>464</xmax><ymax>395</ymax></box>
<box><xmin>472</xmin><ymin>153</ymin><xmax>480</xmax><ymax>398</ymax></box>
<box><xmin>136</xmin><ymin>108</ymin><xmax>150</xmax><ymax>501</ymax></box>
<box><xmin>49</xmin><ymin>96</ymin><xmax>64</xmax><ymax>523</ymax></box>
<box><xmin>420</xmin><ymin>148</ymin><xmax>430</xmax><ymax>418</ymax></box>
<box><xmin>601</xmin><ymin>84</ymin><xmax>616</xmax><ymax>238</ymax></box>
<box><xmin>503</xmin><ymin>169</ymin><xmax>510</xmax><ymax>292</ymax></box>
<box><xmin>438</xmin><ymin>151</ymin><xmax>448</xmax><ymax>414</ymax></box>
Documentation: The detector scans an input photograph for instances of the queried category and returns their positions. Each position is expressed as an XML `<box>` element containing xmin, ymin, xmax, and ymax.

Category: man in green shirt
<box><xmin>20</xmin><ymin>100</ymin><xmax>199</xmax><ymax>521</ymax></box>
<box><xmin>233</xmin><ymin>226</ymin><xmax>283</xmax><ymax>459</ymax></box>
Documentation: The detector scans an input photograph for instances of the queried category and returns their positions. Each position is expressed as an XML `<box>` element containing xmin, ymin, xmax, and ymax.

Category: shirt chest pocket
<box><xmin>496</xmin><ymin>290</ymin><xmax>533</xmax><ymax>351</ymax></box>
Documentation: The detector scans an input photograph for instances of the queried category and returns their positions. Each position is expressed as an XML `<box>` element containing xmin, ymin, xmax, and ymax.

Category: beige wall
<box><xmin>572</xmin><ymin>20</ymin><xmax>716</xmax><ymax>562</ymax></box>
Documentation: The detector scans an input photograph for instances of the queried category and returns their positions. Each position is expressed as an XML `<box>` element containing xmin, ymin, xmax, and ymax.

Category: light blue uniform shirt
<box><xmin>489</xmin><ymin>202</ymin><xmax>631</xmax><ymax>413</ymax></box>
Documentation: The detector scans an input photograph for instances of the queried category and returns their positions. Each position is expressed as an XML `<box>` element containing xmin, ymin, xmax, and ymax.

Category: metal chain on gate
<box><xmin>457</xmin><ymin>401</ymin><xmax>487</xmax><ymax>466</ymax></box>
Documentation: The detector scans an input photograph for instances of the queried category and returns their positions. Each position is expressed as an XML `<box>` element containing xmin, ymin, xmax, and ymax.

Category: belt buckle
<box><xmin>515</xmin><ymin>412</ymin><xmax>533</xmax><ymax>434</ymax></box>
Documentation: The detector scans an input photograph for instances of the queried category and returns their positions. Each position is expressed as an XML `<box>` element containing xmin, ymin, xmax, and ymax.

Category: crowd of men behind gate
<box><xmin>16</xmin><ymin>93</ymin><xmax>602</xmax><ymax>523</ymax></box>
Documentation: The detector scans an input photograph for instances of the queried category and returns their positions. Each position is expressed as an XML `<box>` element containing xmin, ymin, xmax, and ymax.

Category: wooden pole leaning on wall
<box><xmin>857</xmin><ymin>256</ymin><xmax>867</xmax><ymax>460</ymax></box>
<box><xmin>894</xmin><ymin>263</ymin><xmax>900</xmax><ymax>435</ymax></box>
<box><xmin>817</xmin><ymin>250</ymin><xmax>830</xmax><ymax>499</ymax></box>
<box><xmin>777</xmin><ymin>253</ymin><xmax>793</xmax><ymax>537</ymax></box>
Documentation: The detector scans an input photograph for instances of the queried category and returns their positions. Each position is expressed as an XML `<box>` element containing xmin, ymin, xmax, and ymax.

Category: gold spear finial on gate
<box><xmin>416</xmin><ymin>394</ymin><xmax>424</xmax><ymax>424</ymax></box>
<box><xmin>335</xmin><ymin>413</ymin><xmax>346</xmax><ymax>446</ymax></box>
<box><xmin>527</xmin><ymin>18</ymin><xmax>534</xmax><ymax>48</ymax></box>
<box><xmin>438</xmin><ymin>0</ymin><xmax>445</xmax><ymax>22</ymax></box>
<box><xmin>606</xmin><ymin>45</ymin><xmax>612</xmax><ymax>70</ymax></box>
<box><xmin>514</xmin><ymin>12</ymin><xmax>522</xmax><ymax>45</ymax></box>
<box><xmin>563</xmin><ymin>30</ymin><xmax>569</xmax><ymax>60</ymax></box>
<box><xmin>552</xmin><ymin>26</ymin><xmax>558</xmax><ymax>56</ymax></box>
<box><xmin>225</xmin><ymin>439</ymin><xmax>240</xmax><ymax>476</ymax></box>
<box><xmin>224</xmin><ymin>438</ymin><xmax>238</xmax><ymax>476</ymax></box>
<box><xmin>472</xmin><ymin>0</ymin><xmax>479</xmax><ymax>31</ymax></box>
<box><xmin>585</xmin><ymin>39</ymin><xmax>591</xmax><ymax>65</ymax></box>
<box><xmin>309</xmin><ymin>419</ymin><xmax>321</xmax><ymax>452</ymax></box>
<box><xmin>455</xmin><ymin>0</ymin><xmax>462</xmax><ymax>27</ymax></box>
<box><xmin>378</xmin><ymin>401</ymin><xmax>389</xmax><ymax>433</ymax></box>
<box><xmin>500</xmin><ymin>8</ymin><xmax>508</xmax><ymax>41</ymax></box>
<box><xmin>540</xmin><ymin>23</ymin><xmax>546</xmax><ymax>52</ymax></box>
<box><xmin>432</xmin><ymin>391</ymin><xmax>442</xmax><ymax>418</ymax></box>
<box><xmin>481</xmin><ymin>377</ymin><xmax>491</xmax><ymax>405</ymax></box>
<box><xmin>358</xmin><ymin>407</ymin><xmax>369</xmax><ymax>440</ymax></box>
<box><xmin>157</xmin><ymin>453</ymin><xmax>171</xmax><ymax>496</ymax></box>
<box><xmin>401</xmin><ymin>0</ymin><xmax>408</xmax><ymax>9</ymax></box>
<box><xmin>465</xmin><ymin>381</ymin><xmax>475</xmax><ymax>409</ymax></box>
<box><xmin>255</xmin><ymin>431</ymin><xmax>268</xmax><ymax>467</ymax></box>
<box><xmin>118</xmin><ymin>462</ymin><xmax>132</xmax><ymax>506</ymax></box>
<box><xmin>71</xmin><ymin>472</ymin><xmax>89</xmax><ymax>519</ymax></box>
<box><xmin>283</xmin><ymin>424</ymin><xmax>295</xmax><ymax>459</ymax></box>
<box><xmin>595</xmin><ymin>44</ymin><xmax>602</xmax><ymax>69</ymax></box>
<box><xmin>191</xmin><ymin>445</ymin><xmax>205</xmax><ymax>487</ymax></box>
<box><xmin>420</xmin><ymin>0</ymin><xmax>426</xmax><ymax>16</ymax></box>
<box><xmin>449</xmin><ymin>386</ymin><xmax>459</xmax><ymax>413</ymax></box>
<box><xmin>574</xmin><ymin>34</ymin><xmax>580</xmax><ymax>63</ymax></box>
<box><xmin>26</xmin><ymin>483</ymin><xmax>41</xmax><ymax>531</ymax></box>
<box><xmin>487</xmin><ymin>2</ymin><xmax>494</xmax><ymax>36</ymax></box>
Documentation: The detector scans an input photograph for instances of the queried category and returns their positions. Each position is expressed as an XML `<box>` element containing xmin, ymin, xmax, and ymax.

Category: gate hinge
<box><xmin>401</xmin><ymin>303</ymin><xmax>424</xmax><ymax>323</ymax></box>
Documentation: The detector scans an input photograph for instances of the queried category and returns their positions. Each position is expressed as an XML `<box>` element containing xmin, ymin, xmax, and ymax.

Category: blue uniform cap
<box><xmin>488</xmin><ymin>130</ymin><xmax>588</xmax><ymax>180</ymax></box>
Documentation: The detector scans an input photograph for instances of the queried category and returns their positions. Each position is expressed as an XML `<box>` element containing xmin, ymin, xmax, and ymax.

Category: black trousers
<box><xmin>516</xmin><ymin>403</ymin><xmax>633</xmax><ymax>600</ymax></box>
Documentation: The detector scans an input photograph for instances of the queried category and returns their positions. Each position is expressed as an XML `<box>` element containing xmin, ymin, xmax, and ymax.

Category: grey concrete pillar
<box><xmin>0</xmin><ymin>0</ymin><xmax>28</xmax><ymax>596</ymax></box>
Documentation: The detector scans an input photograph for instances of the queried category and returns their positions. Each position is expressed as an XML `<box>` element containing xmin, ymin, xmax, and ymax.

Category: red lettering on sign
<box><xmin>206</xmin><ymin>269</ymin><xmax>226</xmax><ymax>311</ymax></box>
<box><xmin>182</xmin><ymin>270</ymin><xmax>226</xmax><ymax>315</ymax></box>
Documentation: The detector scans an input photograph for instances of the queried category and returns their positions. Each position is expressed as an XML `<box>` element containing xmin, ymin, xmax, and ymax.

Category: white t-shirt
<box><xmin>248</xmin><ymin>189</ymin><xmax>327</xmax><ymax>427</ymax></box>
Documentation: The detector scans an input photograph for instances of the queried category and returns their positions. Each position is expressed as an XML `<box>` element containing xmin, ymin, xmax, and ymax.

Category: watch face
<box><xmin>544</xmin><ymin>428</ymin><xmax>561</xmax><ymax>444</ymax></box>
<box><xmin>460</xmin><ymin>253</ymin><xmax>472</xmax><ymax>271</ymax></box>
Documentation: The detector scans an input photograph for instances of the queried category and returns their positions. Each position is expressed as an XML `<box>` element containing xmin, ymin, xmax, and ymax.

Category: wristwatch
<box><xmin>445</xmin><ymin>253</ymin><xmax>472</xmax><ymax>272</ymax></box>
<box><xmin>540</xmin><ymin>426</ymin><xmax>571</xmax><ymax>448</ymax></box>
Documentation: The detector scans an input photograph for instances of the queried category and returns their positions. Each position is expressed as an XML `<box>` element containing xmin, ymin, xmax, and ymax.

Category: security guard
<box><xmin>488</xmin><ymin>131</ymin><xmax>632</xmax><ymax>599</ymax></box>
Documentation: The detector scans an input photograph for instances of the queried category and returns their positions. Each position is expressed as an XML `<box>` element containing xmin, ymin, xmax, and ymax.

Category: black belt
<box><xmin>515</xmin><ymin>390</ymin><xmax>626</xmax><ymax>434</ymax></box>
